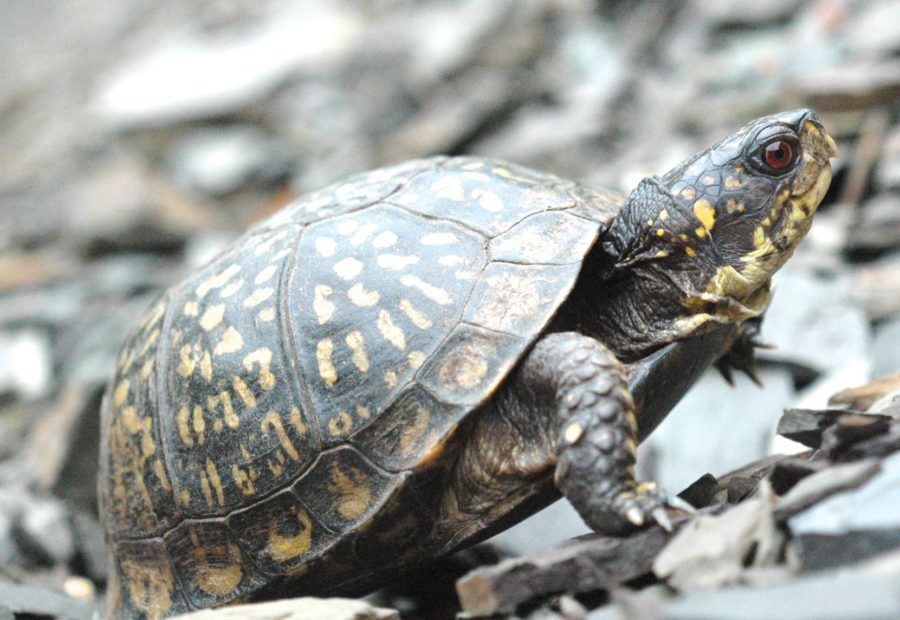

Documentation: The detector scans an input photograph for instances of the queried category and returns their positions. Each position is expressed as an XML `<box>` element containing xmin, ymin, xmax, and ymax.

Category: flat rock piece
<box><xmin>457</xmin><ymin>526</ymin><xmax>674</xmax><ymax>617</ymax></box>
<box><xmin>789</xmin><ymin>452</ymin><xmax>900</xmax><ymax>571</ymax></box>
<box><xmin>653</xmin><ymin>482</ymin><xmax>782</xmax><ymax>591</ymax></box>
<box><xmin>775</xmin><ymin>459</ymin><xmax>881</xmax><ymax>521</ymax></box>
<box><xmin>0</xmin><ymin>581</ymin><xmax>95</xmax><ymax>620</ymax></box>
<box><xmin>170</xmin><ymin>597</ymin><xmax>399</xmax><ymax>620</ymax></box>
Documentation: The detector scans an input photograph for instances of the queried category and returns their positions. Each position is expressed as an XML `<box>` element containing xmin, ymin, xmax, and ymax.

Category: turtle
<box><xmin>98</xmin><ymin>108</ymin><xmax>835</xmax><ymax>618</ymax></box>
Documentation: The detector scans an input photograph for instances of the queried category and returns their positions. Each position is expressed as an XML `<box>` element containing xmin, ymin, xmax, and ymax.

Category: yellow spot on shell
<box><xmin>208</xmin><ymin>391</ymin><xmax>239</xmax><ymax>429</ymax></box>
<box><xmin>400</xmin><ymin>275</ymin><xmax>452</xmax><ymax>305</ymax></box>
<box><xmin>384</xmin><ymin>370</ymin><xmax>398</xmax><ymax>389</ymax></box>
<box><xmin>289</xmin><ymin>407</ymin><xmax>307</xmax><ymax>435</ymax></box>
<box><xmin>377</xmin><ymin>254</ymin><xmax>419</xmax><ymax>270</ymax></box>
<box><xmin>200</xmin><ymin>304</ymin><xmax>225</xmax><ymax>331</ymax></box>
<box><xmin>659</xmin><ymin>209</ymin><xmax>669</xmax><ymax>221</ymax></box>
<box><xmin>113</xmin><ymin>380</ymin><xmax>131</xmax><ymax>407</ymax></box>
<box><xmin>474</xmin><ymin>189</ymin><xmax>504</xmax><ymax>212</ymax></box>
<box><xmin>725</xmin><ymin>177</ymin><xmax>742</xmax><ymax>189</ymax></box>
<box><xmin>316</xmin><ymin>339</ymin><xmax>338</xmax><ymax>387</ymax></box>
<box><xmin>243</xmin><ymin>287</ymin><xmax>274</xmax><ymax>309</ymax></box>
<box><xmin>656</xmin><ymin>229</ymin><xmax>666</xmax><ymax>237</ymax></box>
<box><xmin>356</xmin><ymin>405</ymin><xmax>370</xmax><ymax>419</ymax></box>
<box><xmin>195</xmin><ymin>548</ymin><xmax>242</xmax><ymax>596</ymax></box>
<box><xmin>233</xmin><ymin>377</ymin><xmax>257</xmax><ymax>409</ymax></box>
<box><xmin>328</xmin><ymin>411</ymin><xmax>353</xmax><ymax>436</ymax></box>
<box><xmin>399</xmin><ymin>299</ymin><xmax>433</xmax><ymax>329</ymax></box>
<box><xmin>243</xmin><ymin>348</ymin><xmax>276</xmax><ymax>390</ymax></box>
<box><xmin>177</xmin><ymin>345</ymin><xmax>195</xmax><ymax>377</ymax></box>
<box><xmin>400</xmin><ymin>407</ymin><xmax>431</xmax><ymax>455</ymax></box>
<box><xmin>408</xmin><ymin>350</ymin><xmax>426</xmax><ymax>369</ymax></box>
<box><xmin>220</xmin><ymin>278</ymin><xmax>244</xmax><ymax>298</ymax></box>
<box><xmin>267</xmin><ymin>510</ymin><xmax>313</xmax><ymax>562</ymax></box>
<box><xmin>680</xmin><ymin>187</ymin><xmax>696</xmax><ymax>200</ymax></box>
<box><xmin>192</xmin><ymin>405</ymin><xmax>206</xmax><ymax>444</ymax></box>
<box><xmin>348</xmin><ymin>282</ymin><xmax>380</xmax><ymax>307</ymax></box>
<box><xmin>350</xmin><ymin>223</ymin><xmax>377</xmax><ymax>246</ymax></box>
<box><xmin>693</xmin><ymin>199</ymin><xmax>716</xmax><ymax>230</ymax></box>
<box><xmin>315</xmin><ymin>237</ymin><xmax>337</xmax><ymax>257</ymax></box>
<box><xmin>196</xmin><ymin>264</ymin><xmax>240</xmax><ymax>298</ymax></box>
<box><xmin>262</xmin><ymin>411</ymin><xmax>300</xmax><ymax>461</ymax></box>
<box><xmin>184</xmin><ymin>301</ymin><xmax>199</xmax><ymax>316</ymax></box>
<box><xmin>328</xmin><ymin>463</ymin><xmax>371</xmax><ymax>521</ymax></box>
<box><xmin>313</xmin><ymin>285</ymin><xmax>334</xmax><ymax>324</ymax></box>
<box><xmin>421</xmin><ymin>232</ymin><xmax>459</xmax><ymax>246</ymax></box>
<box><xmin>333</xmin><ymin>257</ymin><xmax>363</xmax><ymax>280</ymax></box>
<box><xmin>255</xmin><ymin>265</ymin><xmax>278</xmax><ymax>285</ymax></box>
<box><xmin>372</xmin><ymin>231</ymin><xmax>398</xmax><ymax>248</ymax></box>
<box><xmin>231</xmin><ymin>464</ymin><xmax>256</xmax><ymax>495</ymax></box>
<box><xmin>154</xmin><ymin>459</ymin><xmax>171</xmax><ymax>491</ymax></box>
<box><xmin>214</xmin><ymin>326</ymin><xmax>244</xmax><ymax>355</ymax></box>
<box><xmin>345</xmin><ymin>331</ymin><xmax>369</xmax><ymax>372</ymax></box>
<box><xmin>140</xmin><ymin>359</ymin><xmax>154</xmax><ymax>380</ymax></box>
<box><xmin>656</xmin><ymin>250</ymin><xmax>669</xmax><ymax>258</ymax></box>
<box><xmin>257</xmin><ymin>307</ymin><xmax>276</xmax><ymax>322</ymax></box>
<box><xmin>177</xmin><ymin>405</ymin><xmax>193</xmax><ymax>447</ymax></box>
<box><xmin>377</xmin><ymin>310</ymin><xmax>406</xmax><ymax>350</ymax></box>
<box><xmin>205</xmin><ymin>458</ymin><xmax>225</xmax><ymax>505</ymax></box>
<box><xmin>200</xmin><ymin>351</ymin><xmax>213</xmax><ymax>381</ymax></box>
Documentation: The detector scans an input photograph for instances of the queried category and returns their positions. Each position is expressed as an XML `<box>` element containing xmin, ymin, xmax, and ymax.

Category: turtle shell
<box><xmin>99</xmin><ymin>156</ymin><xmax>624</xmax><ymax>616</ymax></box>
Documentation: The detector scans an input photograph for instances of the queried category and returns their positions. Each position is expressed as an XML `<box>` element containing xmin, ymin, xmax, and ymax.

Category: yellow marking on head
<box><xmin>373</xmin><ymin>230</ymin><xmax>398</xmax><ymax>248</ymax></box>
<box><xmin>761</xmin><ymin>216</ymin><xmax>771</xmax><ymax>228</ymax></box>
<box><xmin>184</xmin><ymin>301</ymin><xmax>199</xmax><ymax>316</ymax></box>
<box><xmin>316</xmin><ymin>339</ymin><xmax>338</xmax><ymax>386</ymax></box>
<box><xmin>177</xmin><ymin>406</ymin><xmax>193</xmax><ymax>447</ymax></box>
<box><xmin>196</xmin><ymin>264</ymin><xmax>241</xmax><ymax>298</ymax></box>
<box><xmin>345</xmin><ymin>331</ymin><xmax>370</xmax><ymax>372</ymax></box>
<box><xmin>333</xmin><ymin>257</ymin><xmax>363</xmax><ymax>280</ymax></box>
<box><xmin>200</xmin><ymin>304</ymin><xmax>225</xmax><ymax>331</ymax></box>
<box><xmin>680</xmin><ymin>187</ymin><xmax>696</xmax><ymax>200</ymax></box>
<box><xmin>679</xmin><ymin>233</ymin><xmax>689</xmax><ymax>241</ymax></box>
<box><xmin>214</xmin><ymin>326</ymin><xmax>244</xmax><ymax>355</ymax></box>
<box><xmin>199</xmin><ymin>351</ymin><xmax>212</xmax><ymax>381</ymax></box>
<box><xmin>231</xmin><ymin>464</ymin><xmax>256</xmax><ymax>495</ymax></box>
<box><xmin>659</xmin><ymin>209</ymin><xmax>669</xmax><ymax>221</ymax></box>
<box><xmin>421</xmin><ymin>232</ymin><xmax>459</xmax><ymax>246</ymax></box>
<box><xmin>685</xmin><ymin>246</ymin><xmax>697</xmax><ymax>257</ymax></box>
<box><xmin>350</xmin><ymin>223</ymin><xmax>377</xmax><ymax>246</ymax></box>
<box><xmin>177</xmin><ymin>345</ymin><xmax>196</xmax><ymax>377</ymax></box>
<box><xmin>243</xmin><ymin>287</ymin><xmax>274</xmax><ymax>309</ymax></box>
<box><xmin>647</xmin><ymin>218</ymin><xmax>654</xmax><ymax>226</ymax></box>
<box><xmin>695</xmin><ymin>227</ymin><xmax>707</xmax><ymax>238</ymax></box>
<box><xmin>401</xmin><ymin>275</ymin><xmax>452</xmax><ymax>305</ymax></box>
<box><xmin>204</xmin><ymin>458</ymin><xmax>225</xmax><ymax>505</ymax></box>
<box><xmin>192</xmin><ymin>405</ymin><xmax>206</xmax><ymax>444</ymax></box>
<box><xmin>255</xmin><ymin>265</ymin><xmax>278</xmax><ymax>286</ymax></box>
<box><xmin>243</xmin><ymin>348</ymin><xmax>276</xmax><ymax>390</ymax></box>
<box><xmin>701</xmin><ymin>175</ymin><xmax>716</xmax><ymax>185</ymax></box>
<box><xmin>209</xmin><ymin>391</ymin><xmax>240</xmax><ymax>428</ymax></box>
<box><xmin>232</xmin><ymin>377</ymin><xmax>257</xmax><ymax>409</ymax></box>
<box><xmin>268</xmin><ymin>510</ymin><xmax>313</xmax><ymax>562</ymax></box>
<box><xmin>220</xmin><ymin>278</ymin><xmax>244</xmax><ymax>298</ymax></box>
<box><xmin>377</xmin><ymin>310</ymin><xmax>406</xmax><ymax>350</ymax></box>
<box><xmin>377</xmin><ymin>253</ymin><xmax>420</xmax><ymax>270</ymax></box>
<box><xmin>564</xmin><ymin>423</ymin><xmax>584</xmax><ymax>444</ymax></box>
<box><xmin>113</xmin><ymin>380</ymin><xmax>131</xmax><ymax>407</ymax></box>
<box><xmin>655</xmin><ymin>250</ymin><xmax>669</xmax><ymax>258</ymax></box>
<box><xmin>348</xmin><ymin>282</ymin><xmax>380</xmax><ymax>307</ymax></box>
<box><xmin>656</xmin><ymin>228</ymin><xmax>666</xmax><ymax>237</ymax></box>
<box><xmin>408</xmin><ymin>350</ymin><xmax>426</xmax><ymax>369</ymax></box>
<box><xmin>328</xmin><ymin>411</ymin><xmax>353</xmax><ymax>436</ymax></box>
<box><xmin>625</xmin><ymin>437</ymin><xmax>637</xmax><ymax>454</ymax></box>
<box><xmin>261</xmin><ymin>411</ymin><xmax>300</xmax><ymax>461</ymax></box>
<box><xmin>752</xmin><ymin>226</ymin><xmax>770</xmax><ymax>251</ymax></box>
<box><xmin>724</xmin><ymin>177</ymin><xmax>742</xmax><ymax>189</ymax></box>
<box><xmin>692</xmin><ymin>198</ymin><xmax>716</xmax><ymax>230</ymax></box>
<box><xmin>328</xmin><ymin>463</ymin><xmax>371</xmax><ymax>521</ymax></box>
<box><xmin>384</xmin><ymin>370</ymin><xmax>398</xmax><ymax>389</ymax></box>
<box><xmin>257</xmin><ymin>307</ymin><xmax>276</xmax><ymax>322</ymax></box>
<box><xmin>315</xmin><ymin>236</ymin><xmax>337</xmax><ymax>257</ymax></box>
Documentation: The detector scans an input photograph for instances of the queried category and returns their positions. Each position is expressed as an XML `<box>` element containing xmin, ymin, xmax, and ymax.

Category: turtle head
<box><xmin>659</xmin><ymin>108</ymin><xmax>836</xmax><ymax>297</ymax></box>
<box><xmin>598</xmin><ymin>109</ymin><xmax>835</xmax><ymax>357</ymax></box>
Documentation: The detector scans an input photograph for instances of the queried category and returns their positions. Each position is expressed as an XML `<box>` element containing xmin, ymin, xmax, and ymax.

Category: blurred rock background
<box><xmin>1</xmin><ymin>0</ymin><xmax>899</xmax><ymax>617</ymax></box>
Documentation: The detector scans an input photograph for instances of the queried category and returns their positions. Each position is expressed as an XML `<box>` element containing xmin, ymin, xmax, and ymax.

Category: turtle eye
<box><xmin>749</xmin><ymin>135</ymin><xmax>800</xmax><ymax>175</ymax></box>
<box><xmin>764</xmin><ymin>140</ymin><xmax>794</xmax><ymax>170</ymax></box>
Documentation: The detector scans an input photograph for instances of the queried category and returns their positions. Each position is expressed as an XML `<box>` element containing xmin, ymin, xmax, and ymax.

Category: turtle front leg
<box><xmin>527</xmin><ymin>332</ymin><xmax>672</xmax><ymax>534</ymax></box>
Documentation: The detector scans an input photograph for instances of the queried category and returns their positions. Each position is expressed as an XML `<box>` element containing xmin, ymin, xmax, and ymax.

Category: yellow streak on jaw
<box><xmin>692</xmin><ymin>199</ymin><xmax>716</xmax><ymax>230</ymax></box>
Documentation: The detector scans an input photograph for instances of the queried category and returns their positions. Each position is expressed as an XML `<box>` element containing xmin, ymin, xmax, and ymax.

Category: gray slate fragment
<box><xmin>653</xmin><ymin>481</ymin><xmax>782</xmax><ymax>591</ymax></box>
<box><xmin>789</xmin><ymin>451</ymin><xmax>900</xmax><ymax>571</ymax></box>
<box><xmin>171</xmin><ymin>597</ymin><xmax>398</xmax><ymax>620</ymax></box>
<box><xmin>0</xmin><ymin>581</ymin><xmax>95</xmax><ymax>620</ymax></box>
<box><xmin>775</xmin><ymin>459</ymin><xmax>881</xmax><ymax>520</ymax></box>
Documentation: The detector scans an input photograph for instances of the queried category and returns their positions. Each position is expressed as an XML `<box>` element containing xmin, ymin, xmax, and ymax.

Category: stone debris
<box><xmin>170</xmin><ymin>598</ymin><xmax>399</xmax><ymax>620</ymax></box>
<box><xmin>2</xmin><ymin>1</ymin><xmax>900</xmax><ymax>618</ymax></box>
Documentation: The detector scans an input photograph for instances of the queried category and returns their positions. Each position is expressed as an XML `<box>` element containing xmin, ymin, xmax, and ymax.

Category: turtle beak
<box><xmin>791</xmin><ymin>111</ymin><xmax>837</xmax><ymax>198</ymax></box>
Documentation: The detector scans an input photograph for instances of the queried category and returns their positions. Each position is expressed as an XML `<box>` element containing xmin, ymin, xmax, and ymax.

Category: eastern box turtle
<box><xmin>99</xmin><ymin>109</ymin><xmax>836</xmax><ymax>618</ymax></box>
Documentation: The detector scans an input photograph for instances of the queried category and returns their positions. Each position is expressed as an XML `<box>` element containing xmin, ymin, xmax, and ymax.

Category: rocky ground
<box><xmin>1</xmin><ymin>1</ymin><xmax>900</xmax><ymax>618</ymax></box>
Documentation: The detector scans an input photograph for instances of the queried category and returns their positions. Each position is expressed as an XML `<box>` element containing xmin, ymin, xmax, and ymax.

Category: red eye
<box><xmin>764</xmin><ymin>140</ymin><xmax>794</xmax><ymax>170</ymax></box>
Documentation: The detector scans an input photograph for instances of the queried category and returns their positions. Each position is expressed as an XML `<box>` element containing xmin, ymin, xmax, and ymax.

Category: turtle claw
<box><xmin>651</xmin><ymin>506</ymin><xmax>673</xmax><ymax>532</ymax></box>
<box><xmin>625</xmin><ymin>505</ymin><xmax>646</xmax><ymax>527</ymax></box>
